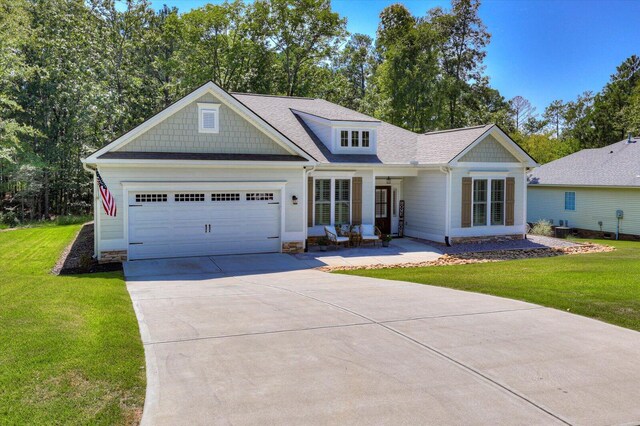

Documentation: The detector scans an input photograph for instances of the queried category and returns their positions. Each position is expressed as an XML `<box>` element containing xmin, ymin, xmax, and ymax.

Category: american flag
<box><xmin>96</xmin><ymin>171</ymin><xmax>117</xmax><ymax>217</ymax></box>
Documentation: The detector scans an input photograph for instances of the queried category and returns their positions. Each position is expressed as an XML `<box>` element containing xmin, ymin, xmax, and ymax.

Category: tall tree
<box><xmin>333</xmin><ymin>33</ymin><xmax>374</xmax><ymax>111</ymax></box>
<box><xmin>509</xmin><ymin>95</ymin><xmax>536</xmax><ymax>131</ymax></box>
<box><xmin>543</xmin><ymin>100</ymin><xmax>566</xmax><ymax>139</ymax></box>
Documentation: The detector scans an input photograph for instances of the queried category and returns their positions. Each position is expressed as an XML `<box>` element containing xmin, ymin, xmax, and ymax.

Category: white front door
<box><xmin>128</xmin><ymin>190</ymin><xmax>281</xmax><ymax>260</ymax></box>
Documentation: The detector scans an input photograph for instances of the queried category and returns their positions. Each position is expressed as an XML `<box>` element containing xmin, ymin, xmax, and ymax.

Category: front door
<box><xmin>375</xmin><ymin>186</ymin><xmax>391</xmax><ymax>235</ymax></box>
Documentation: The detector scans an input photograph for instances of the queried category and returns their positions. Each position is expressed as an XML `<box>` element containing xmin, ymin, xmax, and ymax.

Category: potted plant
<box><xmin>381</xmin><ymin>234</ymin><xmax>392</xmax><ymax>247</ymax></box>
<box><xmin>317</xmin><ymin>237</ymin><xmax>329</xmax><ymax>251</ymax></box>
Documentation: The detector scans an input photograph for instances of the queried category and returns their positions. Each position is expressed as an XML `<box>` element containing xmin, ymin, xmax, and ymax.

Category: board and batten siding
<box><xmin>116</xmin><ymin>93</ymin><xmax>290</xmax><ymax>155</ymax></box>
<box><xmin>96</xmin><ymin>166</ymin><xmax>305</xmax><ymax>251</ymax></box>
<box><xmin>403</xmin><ymin>170</ymin><xmax>447</xmax><ymax>242</ymax></box>
<box><xmin>528</xmin><ymin>186</ymin><xmax>640</xmax><ymax>236</ymax></box>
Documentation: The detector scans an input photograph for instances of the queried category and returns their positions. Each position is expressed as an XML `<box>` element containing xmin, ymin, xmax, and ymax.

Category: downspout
<box><xmin>440</xmin><ymin>165</ymin><xmax>452</xmax><ymax>246</ymax></box>
<box><xmin>82</xmin><ymin>162</ymin><xmax>99</xmax><ymax>259</ymax></box>
<box><xmin>303</xmin><ymin>165</ymin><xmax>317</xmax><ymax>251</ymax></box>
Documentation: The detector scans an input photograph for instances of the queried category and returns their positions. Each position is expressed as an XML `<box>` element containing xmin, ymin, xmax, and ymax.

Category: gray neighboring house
<box><xmin>82</xmin><ymin>81</ymin><xmax>537</xmax><ymax>262</ymax></box>
<box><xmin>528</xmin><ymin>136</ymin><xmax>640</xmax><ymax>239</ymax></box>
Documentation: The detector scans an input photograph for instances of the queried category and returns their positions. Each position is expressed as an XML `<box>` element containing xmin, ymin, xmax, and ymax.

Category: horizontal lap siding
<box><xmin>97</xmin><ymin>167</ymin><xmax>304</xmax><ymax>243</ymax></box>
<box><xmin>528</xmin><ymin>186</ymin><xmax>640</xmax><ymax>235</ymax></box>
<box><xmin>403</xmin><ymin>170</ymin><xmax>447</xmax><ymax>241</ymax></box>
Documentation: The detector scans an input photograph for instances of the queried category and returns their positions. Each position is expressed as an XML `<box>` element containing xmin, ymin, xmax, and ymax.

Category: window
<box><xmin>198</xmin><ymin>103</ymin><xmax>220</xmax><ymax>133</ymax></box>
<box><xmin>362</xmin><ymin>131</ymin><xmax>370</xmax><ymax>147</ymax></box>
<box><xmin>340</xmin><ymin>130</ymin><xmax>349</xmax><ymax>147</ymax></box>
<box><xmin>175</xmin><ymin>193</ymin><xmax>205</xmax><ymax>202</ymax></box>
<box><xmin>392</xmin><ymin>188</ymin><xmax>397</xmax><ymax>217</ymax></box>
<box><xmin>314</xmin><ymin>178</ymin><xmax>351</xmax><ymax>226</ymax></box>
<box><xmin>336</xmin><ymin>129</ymin><xmax>374</xmax><ymax>150</ymax></box>
<box><xmin>212</xmin><ymin>193</ymin><xmax>240</xmax><ymax>202</ymax></box>
<box><xmin>135</xmin><ymin>194</ymin><xmax>167</xmax><ymax>203</ymax></box>
<box><xmin>491</xmin><ymin>180</ymin><xmax>505</xmax><ymax>225</ymax></box>
<box><xmin>334</xmin><ymin>179</ymin><xmax>350</xmax><ymax>225</ymax></box>
<box><xmin>565</xmin><ymin>191</ymin><xmax>576</xmax><ymax>211</ymax></box>
<box><xmin>472</xmin><ymin>180</ymin><xmax>488</xmax><ymax>226</ymax></box>
<box><xmin>246</xmin><ymin>193</ymin><xmax>274</xmax><ymax>201</ymax></box>
<box><xmin>375</xmin><ymin>188</ymin><xmax>388</xmax><ymax>218</ymax></box>
<box><xmin>472</xmin><ymin>178</ymin><xmax>506</xmax><ymax>226</ymax></box>
<box><xmin>315</xmin><ymin>179</ymin><xmax>331</xmax><ymax>225</ymax></box>
<box><xmin>351</xmin><ymin>130</ymin><xmax>359</xmax><ymax>147</ymax></box>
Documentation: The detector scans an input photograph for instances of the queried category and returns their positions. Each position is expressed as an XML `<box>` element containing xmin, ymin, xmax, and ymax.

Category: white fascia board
<box><xmin>449</xmin><ymin>125</ymin><xmax>538</xmax><ymax>167</ymax></box>
<box><xmin>121</xmin><ymin>181</ymin><xmax>287</xmax><ymax>192</ymax></box>
<box><xmin>291</xmin><ymin>109</ymin><xmax>382</xmax><ymax>128</ymax></box>
<box><xmin>84</xmin><ymin>81</ymin><xmax>315</xmax><ymax>164</ymax></box>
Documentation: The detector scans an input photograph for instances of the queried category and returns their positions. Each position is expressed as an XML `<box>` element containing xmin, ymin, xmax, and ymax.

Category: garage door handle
<box><xmin>208</xmin><ymin>224</ymin><xmax>211</xmax><ymax>232</ymax></box>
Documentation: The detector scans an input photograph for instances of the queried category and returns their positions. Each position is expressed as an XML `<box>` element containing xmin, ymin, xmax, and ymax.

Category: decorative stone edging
<box><xmin>318</xmin><ymin>243</ymin><xmax>614</xmax><ymax>272</ymax></box>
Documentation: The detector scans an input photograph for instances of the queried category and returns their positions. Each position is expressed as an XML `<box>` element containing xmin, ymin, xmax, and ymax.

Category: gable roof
<box><xmin>529</xmin><ymin>138</ymin><xmax>640</xmax><ymax>187</ymax></box>
<box><xmin>83</xmin><ymin>81</ymin><xmax>315</xmax><ymax>164</ymax></box>
<box><xmin>416</xmin><ymin>125</ymin><xmax>493</xmax><ymax>163</ymax></box>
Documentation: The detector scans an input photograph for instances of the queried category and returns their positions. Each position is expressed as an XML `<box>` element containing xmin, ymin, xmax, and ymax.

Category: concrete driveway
<box><xmin>125</xmin><ymin>254</ymin><xmax>640</xmax><ymax>425</ymax></box>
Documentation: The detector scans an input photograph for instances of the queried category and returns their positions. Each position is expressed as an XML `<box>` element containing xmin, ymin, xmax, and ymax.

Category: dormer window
<box><xmin>197</xmin><ymin>103</ymin><xmax>220</xmax><ymax>133</ymax></box>
<box><xmin>337</xmin><ymin>129</ymin><xmax>374</xmax><ymax>150</ymax></box>
<box><xmin>351</xmin><ymin>131</ymin><xmax>359</xmax><ymax>147</ymax></box>
<box><xmin>340</xmin><ymin>130</ymin><xmax>349</xmax><ymax>147</ymax></box>
<box><xmin>362</xmin><ymin>131</ymin><xmax>370</xmax><ymax>147</ymax></box>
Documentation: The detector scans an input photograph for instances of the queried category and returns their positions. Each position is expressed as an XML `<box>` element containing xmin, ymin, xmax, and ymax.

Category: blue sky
<box><xmin>143</xmin><ymin>0</ymin><xmax>640</xmax><ymax>113</ymax></box>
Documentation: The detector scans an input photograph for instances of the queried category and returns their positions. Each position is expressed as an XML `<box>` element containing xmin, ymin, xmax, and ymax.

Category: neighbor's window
<box><xmin>491</xmin><ymin>180</ymin><xmax>505</xmax><ymax>225</ymax></box>
<box><xmin>198</xmin><ymin>103</ymin><xmax>220</xmax><ymax>133</ymax></box>
<box><xmin>340</xmin><ymin>130</ymin><xmax>349</xmax><ymax>147</ymax></box>
<box><xmin>315</xmin><ymin>179</ymin><xmax>331</xmax><ymax>225</ymax></box>
<box><xmin>472</xmin><ymin>179</ymin><xmax>488</xmax><ymax>226</ymax></box>
<box><xmin>334</xmin><ymin>179</ymin><xmax>350</xmax><ymax>225</ymax></box>
<box><xmin>565</xmin><ymin>191</ymin><xmax>576</xmax><ymax>211</ymax></box>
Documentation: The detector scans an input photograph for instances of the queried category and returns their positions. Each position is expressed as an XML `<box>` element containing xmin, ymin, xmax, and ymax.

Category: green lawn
<box><xmin>339</xmin><ymin>239</ymin><xmax>640</xmax><ymax>332</ymax></box>
<box><xmin>0</xmin><ymin>226</ymin><xmax>145</xmax><ymax>424</ymax></box>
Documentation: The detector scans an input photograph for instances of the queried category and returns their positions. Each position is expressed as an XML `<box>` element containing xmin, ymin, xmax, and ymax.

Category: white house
<box><xmin>82</xmin><ymin>81</ymin><xmax>537</xmax><ymax>261</ymax></box>
<box><xmin>528</xmin><ymin>136</ymin><xmax>640</xmax><ymax>240</ymax></box>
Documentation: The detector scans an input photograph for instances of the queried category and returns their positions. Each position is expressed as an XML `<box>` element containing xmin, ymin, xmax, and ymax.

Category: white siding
<box><xmin>403</xmin><ymin>170</ymin><xmax>447</xmax><ymax>242</ymax></box>
<box><xmin>116</xmin><ymin>93</ymin><xmax>290</xmax><ymax>155</ymax></box>
<box><xmin>528</xmin><ymin>186</ymin><xmax>640</xmax><ymax>236</ymax></box>
<box><xmin>303</xmin><ymin>119</ymin><xmax>332</xmax><ymax>150</ymax></box>
<box><xmin>449</xmin><ymin>166</ymin><xmax>527</xmax><ymax>238</ymax></box>
<box><xmin>96</xmin><ymin>166</ymin><xmax>305</xmax><ymax>252</ymax></box>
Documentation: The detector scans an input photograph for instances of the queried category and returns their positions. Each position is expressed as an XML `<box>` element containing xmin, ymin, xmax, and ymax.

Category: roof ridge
<box><xmin>422</xmin><ymin>124</ymin><xmax>490</xmax><ymax>136</ymax></box>
<box><xmin>231</xmin><ymin>92</ymin><xmax>315</xmax><ymax>100</ymax></box>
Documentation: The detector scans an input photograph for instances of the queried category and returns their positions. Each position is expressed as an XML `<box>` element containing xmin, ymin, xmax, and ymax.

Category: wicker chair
<box><xmin>355</xmin><ymin>224</ymin><xmax>382</xmax><ymax>247</ymax></box>
<box><xmin>324</xmin><ymin>226</ymin><xmax>350</xmax><ymax>248</ymax></box>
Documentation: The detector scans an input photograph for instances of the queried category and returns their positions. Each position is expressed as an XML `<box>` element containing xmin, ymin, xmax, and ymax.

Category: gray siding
<box><xmin>528</xmin><ymin>186</ymin><xmax>640</xmax><ymax>236</ymax></box>
<box><xmin>117</xmin><ymin>93</ymin><xmax>290</xmax><ymax>155</ymax></box>
<box><xmin>403</xmin><ymin>170</ymin><xmax>447</xmax><ymax>242</ymax></box>
<box><xmin>459</xmin><ymin>135</ymin><xmax>518</xmax><ymax>163</ymax></box>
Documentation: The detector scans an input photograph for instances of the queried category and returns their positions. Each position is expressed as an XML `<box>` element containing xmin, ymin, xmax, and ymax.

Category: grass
<box><xmin>338</xmin><ymin>239</ymin><xmax>640</xmax><ymax>332</ymax></box>
<box><xmin>0</xmin><ymin>215</ymin><xmax>93</xmax><ymax>230</ymax></box>
<box><xmin>0</xmin><ymin>225</ymin><xmax>145</xmax><ymax>424</ymax></box>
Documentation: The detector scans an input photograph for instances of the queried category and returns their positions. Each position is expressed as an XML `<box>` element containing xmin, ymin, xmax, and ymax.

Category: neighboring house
<box><xmin>82</xmin><ymin>81</ymin><xmax>537</xmax><ymax>261</ymax></box>
<box><xmin>528</xmin><ymin>136</ymin><xmax>640</xmax><ymax>239</ymax></box>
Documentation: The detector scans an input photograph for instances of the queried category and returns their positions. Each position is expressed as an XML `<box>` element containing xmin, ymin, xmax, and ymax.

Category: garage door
<box><xmin>128</xmin><ymin>190</ymin><xmax>281</xmax><ymax>260</ymax></box>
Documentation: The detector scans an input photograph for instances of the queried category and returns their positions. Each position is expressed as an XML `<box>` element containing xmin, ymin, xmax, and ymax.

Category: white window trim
<box><xmin>564</xmin><ymin>191</ymin><xmax>576</xmax><ymax>211</ymax></box>
<box><xmin>471</xmin><ymin>177</ymin><xmax>506</xmax><ymax>227</ymax></box>
<box><xmin>197</xmin><ymin>103</ymin><xmax>220</xmax><ymax>134</ymax></box>
<box><xmin>313</xmin><ymin>177</ymin><xmax>352</xmax><ymax>226</ymax></box>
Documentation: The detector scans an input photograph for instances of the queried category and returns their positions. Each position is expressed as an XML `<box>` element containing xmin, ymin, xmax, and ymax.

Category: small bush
<box><xmin>530</xmin><ymin>219</ymin><xmax>553</xmax><ymax>236</ymax></box>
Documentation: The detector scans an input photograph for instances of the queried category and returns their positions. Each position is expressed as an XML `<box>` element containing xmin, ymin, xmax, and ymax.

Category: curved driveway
<box><xmin>125</xmin><ymin>254</ymin><xmax>640</xmax><ymax>425</ymax></box>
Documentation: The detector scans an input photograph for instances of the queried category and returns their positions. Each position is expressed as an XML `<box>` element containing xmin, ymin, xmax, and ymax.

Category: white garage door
<box><xmin>128</xmin><ymin>190</ymin><xmax>281</xmax><ymax>260</ymax></box>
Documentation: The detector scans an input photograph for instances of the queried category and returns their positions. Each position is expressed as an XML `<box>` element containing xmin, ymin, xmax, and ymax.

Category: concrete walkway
<box><xmin>125</xmin><ymin>255</ymin><xmax>640</xmax><ymax>425</ymax></box>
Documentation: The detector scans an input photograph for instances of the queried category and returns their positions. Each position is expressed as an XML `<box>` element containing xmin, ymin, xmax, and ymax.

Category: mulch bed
<box><xmin>52</xmin><ymin>222</ymin><xmax>123</xmax><ymax>275</ymax></box>
<box><xmin>319</xmin><ymin>242</ymin><xmax>614</xmax><ymax>272</ymax></box>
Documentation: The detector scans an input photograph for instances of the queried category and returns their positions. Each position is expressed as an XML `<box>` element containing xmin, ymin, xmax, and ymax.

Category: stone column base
<box><xmin>99</xmin><ymin>250</ymin><xmax>128</xmax><ymax>263</ymax></box>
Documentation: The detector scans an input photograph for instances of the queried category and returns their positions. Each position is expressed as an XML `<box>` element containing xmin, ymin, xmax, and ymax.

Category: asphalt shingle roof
<box><xmin>528</xmin><ymin>138</ymin><xmax>640</xmax><ymax>187</ymax></box>
<box><xmin>416</xmin><ymin>125</ymin><xmax>494</xmax><ymax>164</ymax></box>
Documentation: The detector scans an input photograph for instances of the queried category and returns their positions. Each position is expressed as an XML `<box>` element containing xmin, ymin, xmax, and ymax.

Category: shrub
<box><xmin>530</xmin><ymin>219</ymin><xmax>553</xmax><ymax>236</ymax></box>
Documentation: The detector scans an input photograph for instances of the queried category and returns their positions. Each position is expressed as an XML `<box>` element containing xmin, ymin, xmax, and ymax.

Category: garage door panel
<box><xmin>128</xmin><ymin>190</ymin><xmax>281</xmax><ymax>260</ymax></box>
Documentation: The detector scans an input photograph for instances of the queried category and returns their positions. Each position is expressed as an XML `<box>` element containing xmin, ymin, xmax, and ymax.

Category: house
<box><xmin>81</xmin><ymin>81</ymin><xmax>537</xmax><ymax>261</ymax></box>
<box><xmin>528</xmin><ymin>135</ymin><xmax>640</xmax><ymax>239</ymax></box>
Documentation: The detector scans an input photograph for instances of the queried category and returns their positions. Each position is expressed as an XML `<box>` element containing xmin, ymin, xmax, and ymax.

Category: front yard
<box><xmin>0</xmin><ymin>225</ymin><xmax>145</xmax><ymax>424</ymax></box>
<box><xmin>339</xmin><ymin>239</ymin><xmax>640</xmax><ymax>332</ymax></box>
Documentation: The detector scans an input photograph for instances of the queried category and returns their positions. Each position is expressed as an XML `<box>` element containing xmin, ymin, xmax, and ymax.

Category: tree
<box><xmin>429</xmin><ymin>0</ymin><xmax>490</xmax><ymax>128</ymax></box>
<box><xmin>509</xmin><ymin>96</ymin><xmax>536</xmax><ymax>131</ymax></box>
<box><xmin>254</xmin><ymin>0</ymin><xmax>347</xmax><ymax>96</ymax></box>
<box><xmin>334</xmin><ymin>34</ymin><xmax>374</xmax><ymax>111</ymax></box>
<box><xmin>543</xmin><ymin>100</ymin><xmax>566</xmax><ymax>139</ymax></box>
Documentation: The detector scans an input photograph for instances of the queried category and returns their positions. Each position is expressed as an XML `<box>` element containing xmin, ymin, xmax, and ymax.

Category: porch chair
<box><xmin>355</xmin><ymin>224</ymin><xmax>382</xmax><ymax>247</ymax></box>
<box><xmin>324</xmin><ymin>225</ymin><xmax>350</xmax><ymax>248</ymax></box>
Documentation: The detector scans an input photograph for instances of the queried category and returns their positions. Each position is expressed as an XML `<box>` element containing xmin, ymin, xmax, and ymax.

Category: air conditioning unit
<box><xmin>558</xmin><ymin>220</ymin><xmax>564</xmax><ymax>226</ymax></box>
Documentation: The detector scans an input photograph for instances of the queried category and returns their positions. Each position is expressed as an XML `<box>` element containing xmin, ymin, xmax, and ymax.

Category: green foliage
<box><xmin>530</xmin><ymin>219</ymin><xmax>553</xmax><ymax>237</ymax></box>
<box><xmin>512</xmin><ymin>131</ymin><xmax>579</xmax><ymax>164</ymax></box>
